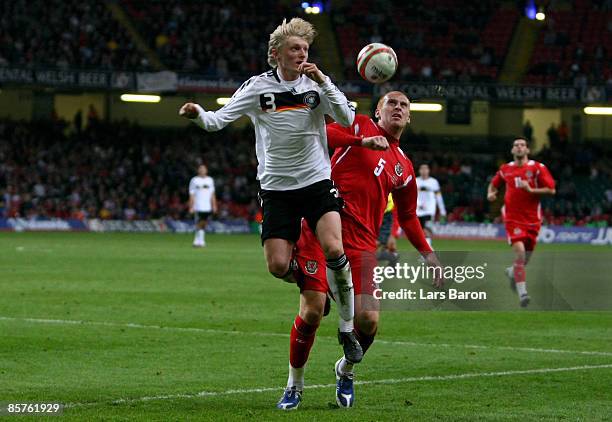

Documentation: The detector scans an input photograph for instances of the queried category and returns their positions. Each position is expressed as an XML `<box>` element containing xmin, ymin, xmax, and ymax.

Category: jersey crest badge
<box><xmin>525</xmin><ymin>170</ymin><xmax>533</xmax><ymax>178</ymax></box>
<box><xmin>305</xmin><ymin>260</ymin><xmax>318</xmax><ymax>274</ymax></box>
<box><xmin>513</xmin><ymin>227</ymin><xmax>522</xmax><ymax>235</ymax></box>
<box><xmin>394</xmin><ymin>163</ymin><xmax>404</xmax><ymax>177</ymax></box>
<box><xmin>303</xmin><ymin>91</ymin><xmax>320</xmax><ymax>109</ymax></box>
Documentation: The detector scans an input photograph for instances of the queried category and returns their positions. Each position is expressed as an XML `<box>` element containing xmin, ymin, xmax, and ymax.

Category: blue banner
<box><xmin>0</xmin><ymin>218</ymin><xmax>88</xmax><ymax>231</ymax></box>
<box><xmin>0</xmin><ymin>66</ymin><xmax>608</xmax><ymax>103</ymax></box>
<box><xmin>1</xmin><ymin>218</ymin><xmax>608</xmax><ymax>244</ymax></box>
<box><xmin>430</xmin><ymin>222</ymin><xmax>611</xmax><ymax>245</ymax></box>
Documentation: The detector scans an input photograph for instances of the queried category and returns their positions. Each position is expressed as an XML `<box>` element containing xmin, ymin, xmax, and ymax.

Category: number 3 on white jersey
<box><xmin>374</xmin><ymin>158</ymin><xmax>386</xmax><ymax>176</ymax></box>
<box><xmin>263</xmin><ymin>93</ymin><xmax>276</xmax><ymax>111</ymax></box>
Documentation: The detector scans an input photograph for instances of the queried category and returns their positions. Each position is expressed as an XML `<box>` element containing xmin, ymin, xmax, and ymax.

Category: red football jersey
<box><xmin>491</xmin><ymin>160</ymin><xmax>555</xmax><ymax>225</ymax></box>
<box><xmin>325</xmin><ymin>114</ymin><xmax>431</xmax><ymax>252</ymax></box>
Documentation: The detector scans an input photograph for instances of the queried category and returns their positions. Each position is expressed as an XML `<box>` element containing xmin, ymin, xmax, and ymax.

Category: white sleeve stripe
<box><xmin>334</xmin><ymin>146</ymin><xmax>352</xmax><ymax>165</ymax></box>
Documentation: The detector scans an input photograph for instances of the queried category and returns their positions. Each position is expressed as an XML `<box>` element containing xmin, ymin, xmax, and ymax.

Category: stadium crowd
<box><xmin>0</xmin><ymin>0</ymin><xmax>150</xmax><ymax>70</ymax></box>
<box><xmin>0</xmin><ymin>118</ymin><xmax>259</xmax><ymax>222</ymax></box>
<box><xmin>1</xmin><ymin>117</ymin><xmax>609</xmax><ymax>227</ymax></box>
<box><xmin>119</xmin><ymin>0</ymin><xmax>308</xmax><ymax>75</ymax></box>
<box><xmin>332</xmin><ymin>0</ymin><xmax>516</xmax><ymax>82</ymax></box>
<box><xmin>525</xmin><ymin>0</ymin><xmax>612</xmax><ymax>86</ymax></box>
<box><xmin>2</xmin><ymin>0</ymin><xmax>610</xmax><ymax>88</ymax></box>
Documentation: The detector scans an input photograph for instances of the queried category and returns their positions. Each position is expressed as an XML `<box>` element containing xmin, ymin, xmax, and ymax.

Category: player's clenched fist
<box><xmin>361</xmin><ymin>135</ymin><xmax>389</xmax><ymax>151</ymax></box>
<box><xmin>298</xmin><ymin>62</ymin><xmax>325</xmax><ymax>84</ymax></box>
<box><xmin>179</xmin><ymin>103</ymin><xmax>199</xmax><ymax>119</ymax></box>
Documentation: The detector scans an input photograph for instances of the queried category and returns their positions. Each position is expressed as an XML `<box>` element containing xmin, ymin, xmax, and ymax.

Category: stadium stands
<box><xmin>0</xmin><ymin>1</ymin><xmax>610</xmax><ymax>227</ymax></box>
<box><xmin>332</xmin><ymin>0</ymin><xmax>519</xmax><ymax>82</ymax></box>
<box><xmin>3</xmin><ymin>0</ymin><xmax>607</xmax><ymax>88</ymax></box>
<box><xmin>119</xmin><ymin>0</ymin><xmax>302</xmax><ymax>74</ymax></box>
<box><xmin>0</xmin><ymin>119</ymin><xmax>259</xmax><ymax>222</ymax></box>
<box><xmin>0</xmin><ymin>0</ymin><xmax>150</xmax><ymax>70</ymax></box>
<box><xmin>1</xmin><ymin>118</ymin><xmax>609</xmax><ymax>226</ymax></box>
<box><xmin>524</xmin><ymin>0</ymin><xmax>612</xmax><ymax>86</ymax></box>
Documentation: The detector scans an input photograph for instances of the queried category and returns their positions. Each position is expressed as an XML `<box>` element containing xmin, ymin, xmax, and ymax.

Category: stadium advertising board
<box><xmin>430</xmin><ymin>222</ymin><xmax>612</xmax><ymax>245</ymax></box>
<box><xmin>1</xmin><ymin>218</ymin><xmax>88</xmax><ymax>232</ymax></box>
<box><xmin>0</xmin><ymin>67</ymin><xmax>608</xmax><ymax>104</ymax></box>
<box><xmin>1</xmin><ymin>219</ymin><xmax>608</xmax><ymax>244</ymax></box>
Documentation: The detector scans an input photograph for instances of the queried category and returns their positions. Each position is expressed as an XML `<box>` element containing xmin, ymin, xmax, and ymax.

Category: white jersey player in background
<box><xmin>416</xmin><ymin>163</ymin><xmax>446</xmax><ymax>247</ymax></box>
<box><xmin>178</xmin><ymin>18</ymin><xmax>364</xmax><ymax>403</ymax></box>
<box><xmin>188</xmin><ymin>164</ymin><xmax>217</xmax><ymax>247</ymax></box>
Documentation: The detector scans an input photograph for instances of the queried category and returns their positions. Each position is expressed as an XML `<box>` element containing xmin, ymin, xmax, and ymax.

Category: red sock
<box><xmin>289</xmin><ymin>315</ymin><xmax>319</xmax><ymax>368</ymax></box>
<box><xmin>355</xmin><ymin>325</ymin><xmax>377</xmax><ymax>355</ymax></box>
<box><xmin>513</xmin><ymin>259</ymin><xmax>526</xmax><ymax>283</ymax></box>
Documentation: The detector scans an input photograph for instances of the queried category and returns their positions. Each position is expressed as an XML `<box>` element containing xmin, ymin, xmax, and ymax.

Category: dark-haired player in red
<box><xmin>487</xmin><ymin>137</ymin><xmax>556</xmax><ymax>307</ymax></box>
<box><xmin>278</xmin><ymin>91</ymin><xmax>443</xmax><ymax>410</ymax></box>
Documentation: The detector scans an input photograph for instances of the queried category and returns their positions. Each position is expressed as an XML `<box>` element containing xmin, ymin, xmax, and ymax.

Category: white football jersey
<box><xmin>189</xmin><ymin>176</ymin><xmax>215</xmax><ymax>212</ymax></box>
<box><xmin>416</xmin><ymin>176</ymin><xmax>446</xmax><ymax>217</ymax></box>
<box><xmin>192</xmin><ymin>69</ymin><xmax>355</xmax><ymax>190</ymax></box>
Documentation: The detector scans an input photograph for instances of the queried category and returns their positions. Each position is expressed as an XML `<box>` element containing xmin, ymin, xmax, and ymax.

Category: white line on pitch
<box><xmin>1</xmin><ymin>316</ymin><xmax>611</xmax><ymax>357</ymax></box>
<box><xmin>64</xmin><ymin>364</ymin><xmax>612</xmax><ymax>408</ymax></box>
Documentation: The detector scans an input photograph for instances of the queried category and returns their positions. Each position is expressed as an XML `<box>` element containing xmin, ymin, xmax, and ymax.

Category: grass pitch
<box><xmin>1</xmin><ymin>232</ymin><xmax>611</xmax><ymax>420</ymax></box>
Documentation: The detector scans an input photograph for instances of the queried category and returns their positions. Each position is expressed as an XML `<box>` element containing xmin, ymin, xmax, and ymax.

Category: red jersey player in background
<box><xmin>487</xmin><ymin>137</ymin><xmax>556</xmax><ymax>307</ymax></box>
<box><xmin>276</xmin><ymin>91</ymin><xmax>443</xmax><ymax>410</ymax></box>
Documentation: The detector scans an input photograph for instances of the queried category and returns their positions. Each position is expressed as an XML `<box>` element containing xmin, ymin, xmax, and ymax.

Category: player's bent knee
<box><xmin>267</xmin><ymin>260</ymin><xmax>290</xmax><ymax>279</ymax></box>
<box><xmin>323</xmin><ymin>244</ymin><xmax>345</xmax><ymax>261</ymax></box>
<box><xmin>356</xmin><ymin>311</ymin><xmax>379</xmax><ymax>335</ymax></box>
<box><xmin>300</xmin><ymin>308</ymin><xmax>324</xmax><ymax>326</ymax></box>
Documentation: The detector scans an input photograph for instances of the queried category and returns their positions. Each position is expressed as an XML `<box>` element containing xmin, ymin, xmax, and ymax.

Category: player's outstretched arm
<box><xmin>188</xmin><ymin>194</ymin><xmax>195</xmax><ymax>214</ymax></box>
<box><xmin>487</xmin><ymin>182</ymin><xmax>498</xmax><ymax>202</ymax></box>
<box><xmin>435</xmin><ymin>191</ymin><xmax>447</xmax><ymax>218</ymax></box>
<box><xmin>179</xmin><ymin>103</ymin><xmax>199</xmax><ymax>119</ymax></box>
<box><xmin>393</xmin><ymin>177</ymin><xmax>445</xmax><ymax>288</ymax></box>
<box><xmin>179</xmin><ymin>77</ymin><xmax>256</xmax><ymax>131</ymax></box>
<box><xmin>326</xmin><ymin>118</ymin><xmax>388</xmax><ymax>150</ymax></box>
<box><xmin>392</xmin><ymin>184</ymin><xmax>444</xmax><ymax>289</ymax></box>
<box><xmin>361</xmin><ymin>136</ymin><xmax>389</xmax><ymax>150</ymax></box>
<box><xmin>211</xmin><ymin>194</ymin><xmax>218</xmax><ymax>215</ymax></box>
<box><xmin>519</xmin><ymin>181</ymin><xmax>556</xmax><ymax>195</ymax></box>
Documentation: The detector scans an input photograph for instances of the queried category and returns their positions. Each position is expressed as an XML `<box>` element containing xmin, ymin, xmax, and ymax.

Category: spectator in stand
<box><xmin>557</xmin><ymin>121</ymin><xmax>569</xmax><ymax>144</ymax></box>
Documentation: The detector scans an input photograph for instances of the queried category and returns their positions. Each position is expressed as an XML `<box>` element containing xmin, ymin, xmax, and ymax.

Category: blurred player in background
<box><xmin>376</xmin><ymin>193</ymin><xmax>400</xmax><ymax>267</ymax></box>
<box><xmin>487</xmin><ymin>137</ymin><xmax>556</xmax><ymax>307</ymax></box>
<box><xmin>278</xmin><ymin>91</ymin><xmax>443</xmax><ymax>410</ymax></box>
<box><xmin>178</xmin><ymin>18</ymin><xmax>363</xmax><ymax>378</ymax></box>
<box><xmin>188</xmin><ymin>164</ymin><xmax>217</xmax><ymax>247</ymax></box>
<box><xmin>416</xmin><ymin>163</ymin><xmax>446</xmax><ymax>248</ymax></box>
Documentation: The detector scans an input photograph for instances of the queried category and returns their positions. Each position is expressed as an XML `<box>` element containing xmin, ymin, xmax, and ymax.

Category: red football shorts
<box><xmin>295</xmin><ymin>225</ymin><xmax>377</xmax><ymax>295</ymax></box>
<box><xmin>505</xmin><ymin>222</ymin><xmax>540</xmax><ymax>251</ymax></box>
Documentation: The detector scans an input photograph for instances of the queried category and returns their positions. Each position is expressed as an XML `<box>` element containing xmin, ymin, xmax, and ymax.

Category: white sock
<box><xmin>193</xmin><ymin>231</ymin><xmax>200</xmax><ymax>243</ymax></box>
<box><xmin>516</xmin><ymin>282</ymin><xmax>527</xmax><ymax>296</ymax></box>
<box><xmin>201</xmin><ymin>230</ymin><xmax>206</xmax><ymax>243</ymax></box>
<box><xmin>338</xmin><ymin>357</ymin><xmax>354</xmax><ymax>375</ymax></box>
<box><xmin>195</xmin><ymin>229</ymin><xmax>204</xmax><ymax>243</ymax></box>
<box><xmin>326</xmin><ymin>257</ymin><xmax>354</xmax><ymax>333</ymax></box>
<box><xmin>287</xmin><ymin>364</ymin><xmax>304</xmax><ymax>390</ymax></box>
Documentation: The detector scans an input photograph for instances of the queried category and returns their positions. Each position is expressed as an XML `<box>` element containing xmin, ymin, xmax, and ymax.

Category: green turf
<box><xmin>0</xmin><ymin>233</ymin><xmax>611</xmax><ymax>421</ymax></box>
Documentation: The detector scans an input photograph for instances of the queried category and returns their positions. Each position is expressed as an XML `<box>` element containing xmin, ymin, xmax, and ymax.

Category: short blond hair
<box><xmin>267</xmin><ymin>18</ymin><xmax>316</xmax><ymax>67</ymax></box>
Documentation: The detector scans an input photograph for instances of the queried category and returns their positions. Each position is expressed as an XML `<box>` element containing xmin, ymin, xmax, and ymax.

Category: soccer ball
<box><xmin>356</xmin><ymin>43</ymin><xmax>398</xmax><ymax>83</ymax></box>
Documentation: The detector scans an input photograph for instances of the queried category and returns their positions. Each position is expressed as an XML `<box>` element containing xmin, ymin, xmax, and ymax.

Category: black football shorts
<box><xmin>259</xmin><ymin>179</ymin><xmax>342</xmax><ymax>244</ymax></box>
